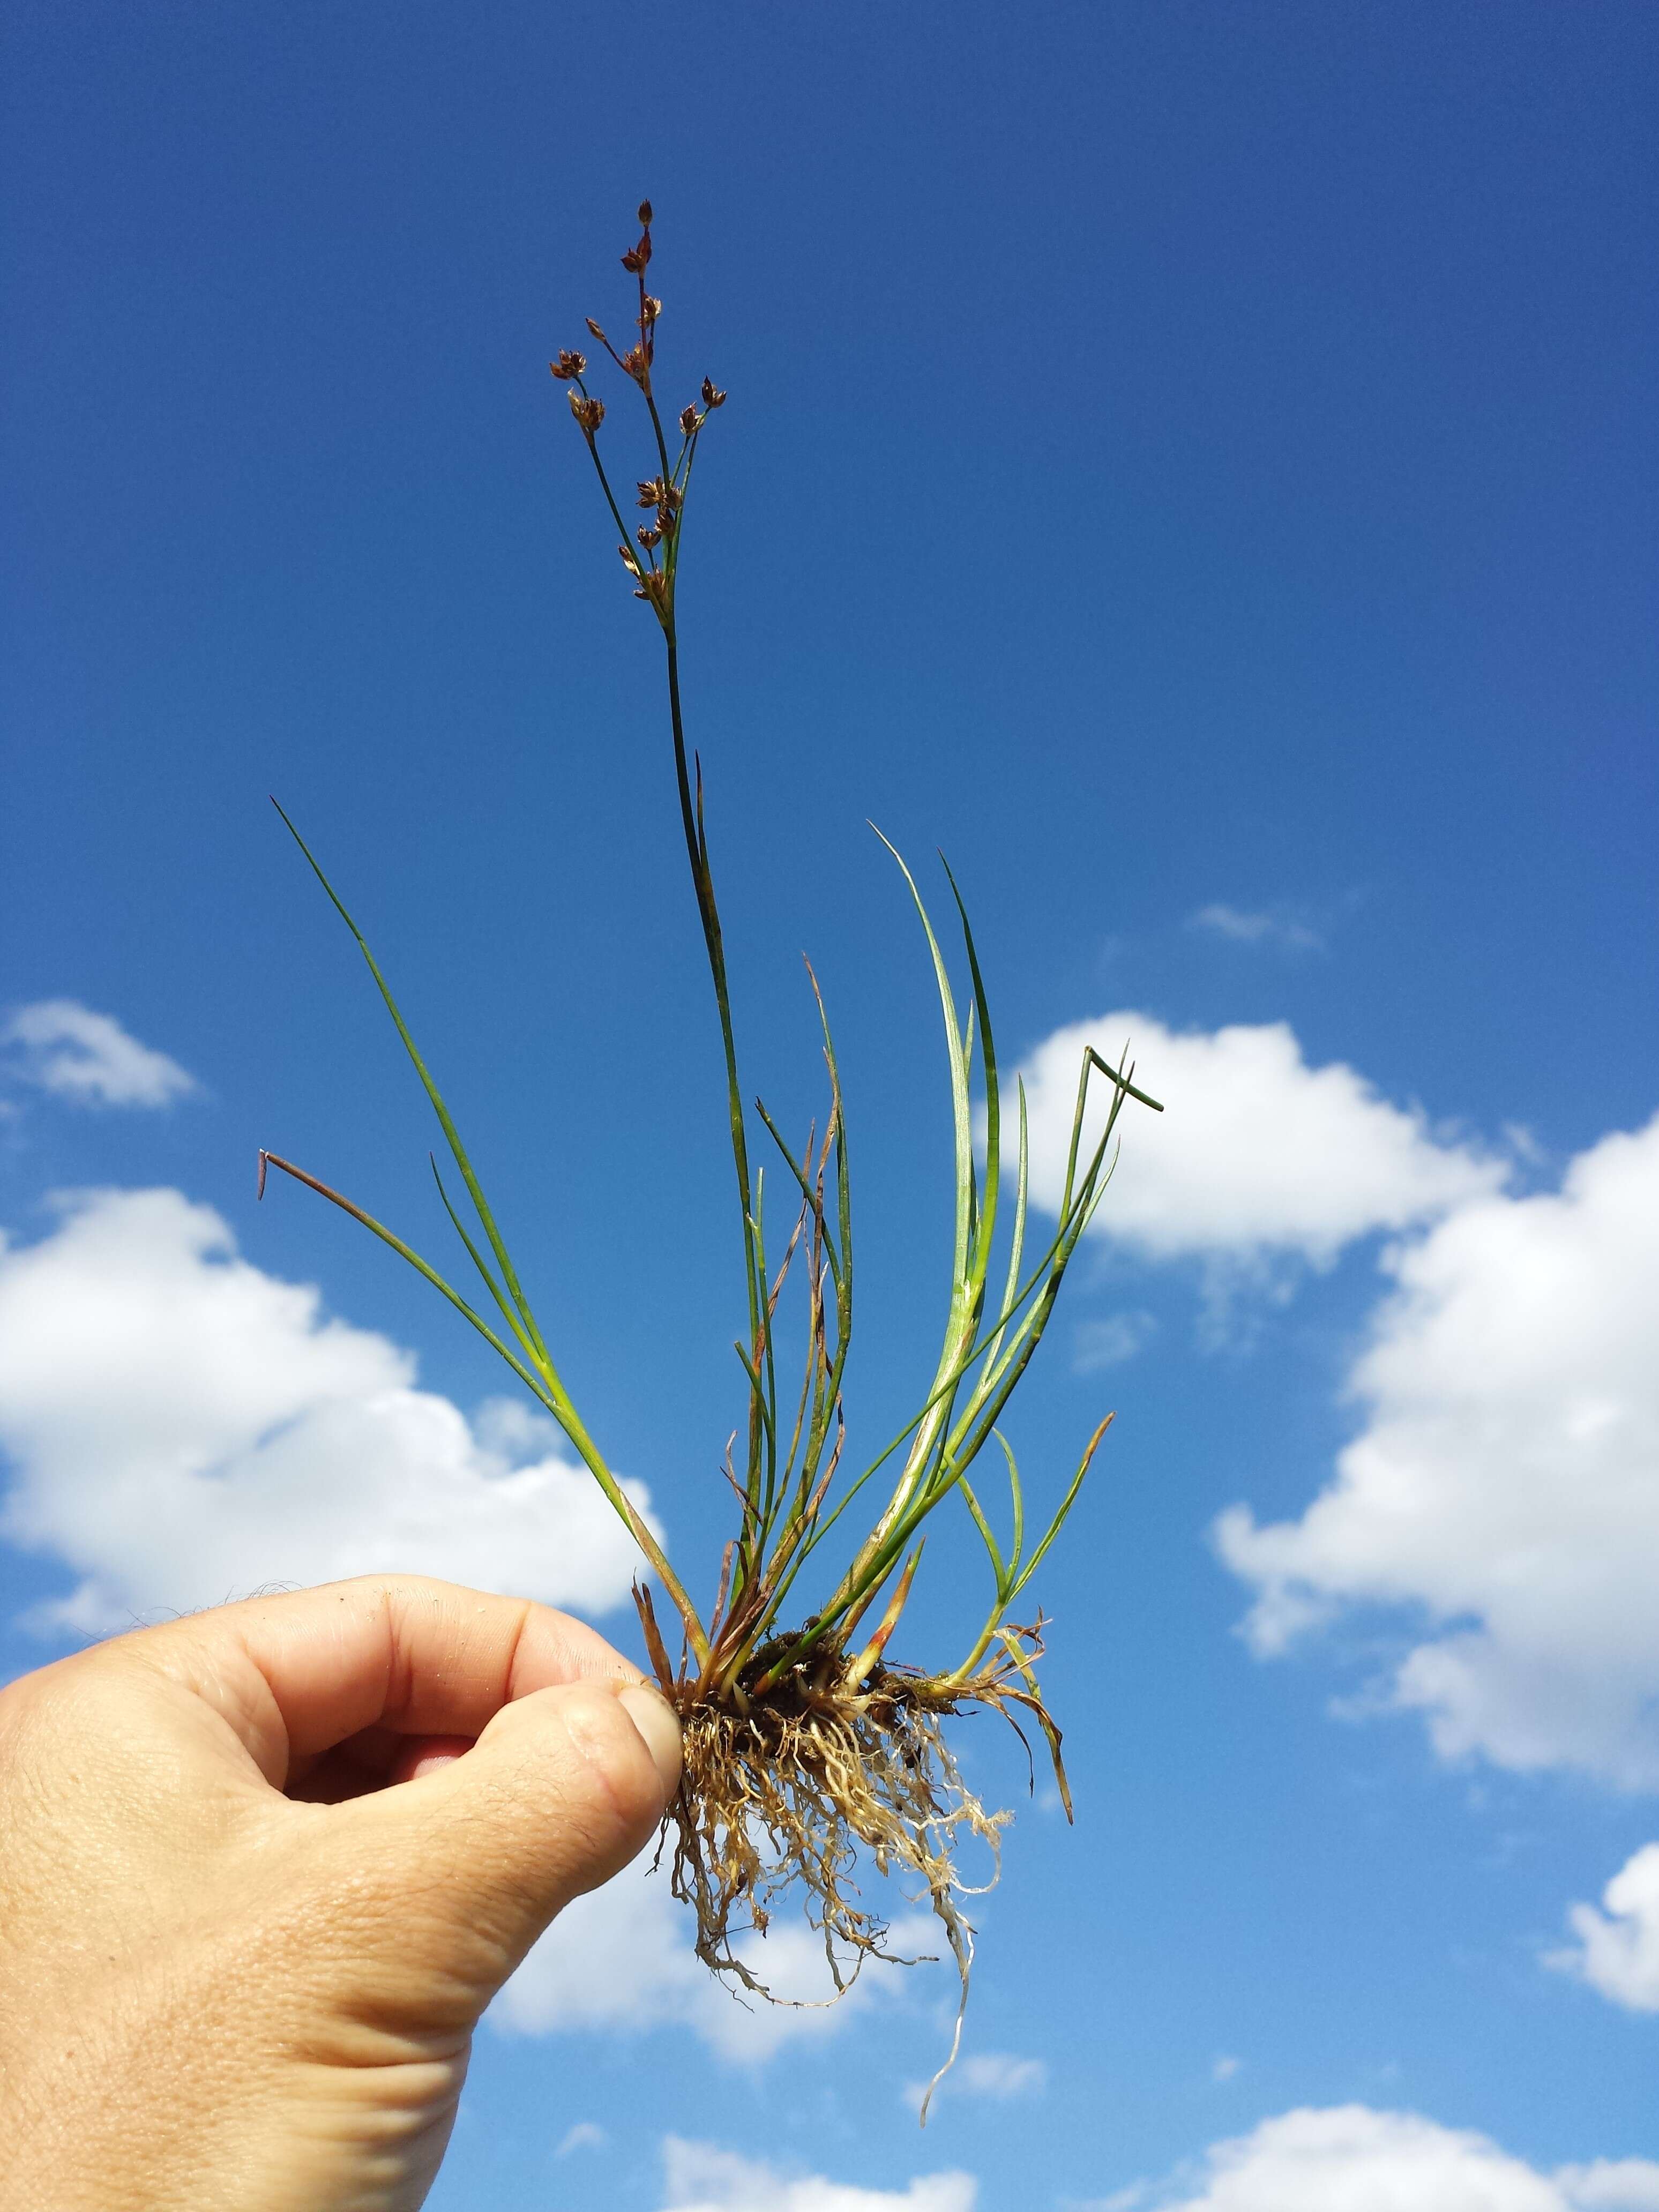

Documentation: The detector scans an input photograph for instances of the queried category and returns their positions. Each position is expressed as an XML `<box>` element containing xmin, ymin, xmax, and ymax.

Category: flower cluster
<box><xmin>548</xmin><ymin>202</ymin><xmax>727</xmax><ymax>627</ymax></box>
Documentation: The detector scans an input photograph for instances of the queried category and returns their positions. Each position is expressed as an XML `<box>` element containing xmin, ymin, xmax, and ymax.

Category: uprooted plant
<box><xmin>260</xmin><ymin>202</ymin><xmax>1161</xmax><ymax>2114</ymax></box>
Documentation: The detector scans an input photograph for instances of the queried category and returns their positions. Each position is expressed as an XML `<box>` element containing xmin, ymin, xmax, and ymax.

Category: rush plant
<box><xmin>261</xmin><ymin>203</ymin><xmax>1161</xmax><ymax>2112</ymax></box>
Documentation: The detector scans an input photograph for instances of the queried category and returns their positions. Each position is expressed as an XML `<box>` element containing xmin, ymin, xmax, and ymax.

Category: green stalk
<box><xmin>660</xmin><ymin>633</ymin><xmax>773</xmax><ymax>1599</ymax></box>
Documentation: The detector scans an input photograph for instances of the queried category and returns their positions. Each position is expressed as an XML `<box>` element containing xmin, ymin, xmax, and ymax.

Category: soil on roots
<box><xmin>661</xmin><ymin>1654</ymin><xmax>1015</xmax><ymax>2110</ymax></box>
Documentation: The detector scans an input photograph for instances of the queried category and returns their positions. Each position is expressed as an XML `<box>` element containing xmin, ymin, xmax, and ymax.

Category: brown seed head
<box><xmin>621</xmin><ymin>229</ymin><xmax>653</xmax><ymax>274</ymax></box>
<box><xmin>617</xmin><ymin>542</ymin><xmax>641</xmax><ymax>576</ymax></box>
<box><xmin>569</xmin><ymin>391</ymin><xmax>606</xmax><ymax>435</ymax></box>
<box><xmin>637</xmin><ymin>524</ymin><xmax>663</xmax><ymax>549</ymax></box>
<box><xmin>637</xmin><ymin>476</ymin><xmax>666</xmax><ymax>507</ymax></box>
<box><xmin>549</xmin><ymin>348</ymin><xmax>587</xmax><ymax>380</ymax></box>
<box><xmin>638</xmin><ymin>199</ymin><xmax>653</xmax><ymax>225</ymax></box>
<box><xmin>586</xmin><ymin>317</ymin><xmax>607</xmax><ymax>343</ymax></box>
<box><xmin>642</xmin><ymin>295</ymin><xmax>663</xmax><ymax>324</ymax></box>
<box><xmin>701</xmin><ymin>377</ymin><xmax>728</xmax><ymax>409</ymax></box>
<box><xmin>679</xmin><ymin>404</ymin><xmax>701</xmax><ymax>436</ymax></box>
<box><xmin>621</xmin><ymin>343</ymin><xmax>650</xmax><ymax>385</ymax></box>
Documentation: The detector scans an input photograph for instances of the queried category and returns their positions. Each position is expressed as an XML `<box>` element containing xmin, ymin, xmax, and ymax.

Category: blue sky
<box><xmin>3</xmin><ymin>5</ymin><xmax>1657</xmax><ymax>2207</ymax></box>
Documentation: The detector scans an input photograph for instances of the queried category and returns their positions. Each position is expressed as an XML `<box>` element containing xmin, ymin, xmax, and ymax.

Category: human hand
<box><xmin>0</xmin><ymin>1576</ymin><xmax>682</xmax><ymax>2211</ymax></box>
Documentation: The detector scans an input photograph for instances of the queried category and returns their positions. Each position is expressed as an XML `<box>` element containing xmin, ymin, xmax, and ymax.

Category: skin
<box><xmin>0</xmin><ymin>1575</ymin><xmax>683</xmax><ymax>2211</ymax></box>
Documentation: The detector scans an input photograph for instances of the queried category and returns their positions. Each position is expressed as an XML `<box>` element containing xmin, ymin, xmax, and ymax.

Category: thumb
<box><xmin>343</xmin><ymin>1678</ymin><xmax>682</xmax><ymax>2001</ymax></box>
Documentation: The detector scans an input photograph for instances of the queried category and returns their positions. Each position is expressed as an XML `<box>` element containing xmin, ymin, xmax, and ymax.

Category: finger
<box><xmin>348</xmin><ymin>1678</ymin><xmax>682</xmax><ymax>1983</ymax></box>
<box><xmin>129</xmin><ymin>1575</ymin><xmax>642</xmax><ymax>1787</ymax></box>
<box><xmin>281</xmin><ymin>1727</ymin><xmax>471</xmax><ymax>1803</ymax></box>
<box><xmin>388</xmin><ymin>1734</ymin><xmax>474</xmax><ymax>1787</ymax></box>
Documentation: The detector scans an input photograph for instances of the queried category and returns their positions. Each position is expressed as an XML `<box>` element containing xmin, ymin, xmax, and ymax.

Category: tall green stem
<box><xmin>663</xmin><ymin>637</ymin><xmax>760</xmax><ymax>1337</ymax></box>
<box><xmin>662</xmin><ymin>634</ymin><xmax>770</xmax><ymax>1591</ymax></box>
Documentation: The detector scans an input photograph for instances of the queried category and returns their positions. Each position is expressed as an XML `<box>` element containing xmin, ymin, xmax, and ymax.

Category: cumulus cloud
<box><xmin>0</xmin><ymin>1187</ymin><xmax>651</xmax><ymax>1634</ymax></box>
<box><xmin>1188</xmin><ymin>905</ymin><xmax>1324</xmax><ymax>953</ymax></box>
<box><xmin>1015</xmin><ymin>1013</ymin><xmax>1500</xmax><ymax>1267</ymax></box>
<box><xmin>1548</xmin><ymin>1844</ymin><xmax>1659</xmax><ymax>2012</ymax></box>
<box><xmin>0</xmin><ymin>1000</ymin><xmax>196</xmax><ymax>1108</ymax></box>
<box><xmin>493</xmin><ymin>1851</ymin><xmax>939</xmax><ymax>2061</ymax></box>
<box><xmin>1564</xmin><ymin>2169</ymin><xmax>1659</xmax><ymax>2210</ymax></box>
<box><xmin>1137</xmin><ymin>2105</ymin><xmax>1659</xmax><ymax>2211</ymax></box>
<box><xmin>903</xmin><ymin>2050</ymin><xmax>1045</xmax><ymax>2111</ymax></box>
<box><xmin>659</xmin><ymin>2138</ymin><xmax>976</xmax><ymax>2212</ymax></box>
<box><xmin>959</xmin><ymin>2051</ymin><xmax>1045</xmax><ymax>2097</ymax></box>
<box><xmin>1217</xmin><ymin>1115</ymin><xmax>1659</xmax><ymax>1785</ymax></box>
<box><xmin>1073</xmin><ymin>1311</ymin><xmax>1158</xmax><ymax>1371</ymax></box>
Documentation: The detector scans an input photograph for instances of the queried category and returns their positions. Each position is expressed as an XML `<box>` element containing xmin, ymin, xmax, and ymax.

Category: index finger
<box><xmin>126</xmin><ymin>1575</ymin><xmax>644</xmax><ymax>1787</ymax></box>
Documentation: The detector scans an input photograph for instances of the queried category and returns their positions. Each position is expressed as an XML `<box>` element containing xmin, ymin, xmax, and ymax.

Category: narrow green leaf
<box><xmin>956</xmin><ymin>1475</ymin><xmax>1008</xmax><ymax>1597</ymax></box>
<box><xmin>996</xmin><ymin>1428</ymin><xmax>1025</xmax><ymax>1580</ymax></box>
<box><xmin>259</xmin><ymin>1153</ymin><xmax>557</xmax><ymax>1423</ymax></box>
<box><xmin>870</xmin><ymin>826</ymin><xmax>973</xmax><ymax>1293</ymax></box>
<box><xmin>939</xmin><ymin>853</ymin><xmax>1000</xmax><ymax>1298</ymax></box>
<box><xmin>270</xmin><ymin>799</ymin><xmax>553</xmax><ymax>1369</ymax></box>
<box><xmin>1007</xmin><ymin>1414</ymin><xmax>1112</xmax><ymax>1605</ymax></box>
<box><xmin>429</xmin><ymin>1156</ymin><xmax>544</xmax><ymax>1371</ymax></box>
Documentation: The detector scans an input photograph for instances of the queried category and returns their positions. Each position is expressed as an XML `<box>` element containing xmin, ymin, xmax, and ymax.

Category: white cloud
<box><xmin>1211</xmin><ymin>2056</ymin><xmax>1242</xmax><ymax>2083</ymax></box>
<box><xmin>1548</xmin><ymin>1844</ymin><xmax>1659</xmax><ymax>2012</ymax></box>
<box><xmin>1217</xmin><ymin>1114</ymin><xmax>1659</xmax><ymax>1785</ymax></box>
<box><xmin>1</xmin><ymin>1000</ymin><xmax>196</xmax><ymax>1108</ymax></box>
<box><xmin>1189</xmin><ymin>905</ymin><xmax>1324</xmax><ymax>953</ymax></box>
<box><xmin>659</xmin><ymin>2138</ymin><xmax>976</xmax><ymax>2212</ymax></box>
<box><xmin>1558</xmin><ymin>2168</ymin><xmax>1659</xmax><ymax>2210</ymax></box>
<box><xmin>960</xmin><ymin>2051</ymin><xmax>1045</xmax><ymax>2097</ymax></box>
<box><xmin>557</xmin><ymin>2122</ymin><xmax>607</xmax><ymax>2155</ymax></box>
<box><xmin>1074</xmin><ymin>1311</ymin><xmax>1157</xmax><ymax>1371</ymax></box>
<box><xmin>492</xmin><ymin>1849</ymin><xmax>939</xmax><ymax>2062</ymax></box>
<box><xmin>1137</xmin><ymin>2106</ymin><xmax>1659</xmax><ymax>2211</ymax></box>
<box><xmin>0</xmin><ymin>1187</ymin><xmax>652</xmax><ymax>1633</ymax></box>
<box><xmin>902</xmin><ymin>2049</ymin><xmax>1045</xmax><ymax>2113</ymax></box>
<box><xmin>1015</xmin><ymin>1013</ymin><xmax>1500</xmax><ymax>1268</ymax></box>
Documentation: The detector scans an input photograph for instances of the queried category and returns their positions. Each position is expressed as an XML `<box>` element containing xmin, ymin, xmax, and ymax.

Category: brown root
<box><xmin>653</xmin><ymin>1625</ymin><xmax>1061</xmax><ymax>2121</ymax></box>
